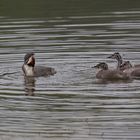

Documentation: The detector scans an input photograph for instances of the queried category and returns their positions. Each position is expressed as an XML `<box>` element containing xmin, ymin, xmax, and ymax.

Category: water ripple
<box><xmin>0</xmin><ymin>10</ymin><xmax>139</xmax><ymax>139</ymax></box>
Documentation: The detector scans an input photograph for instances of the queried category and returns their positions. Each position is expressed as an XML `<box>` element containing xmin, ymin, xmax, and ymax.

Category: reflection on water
<box><xmin>24</xmin><ymin>77</ymin><xmax>35</xmax><ymax>96</ymax></box>
<box><xmin>0</xmin><ymin>4</ymin><xmax>140</xmax><ymax>140</ymax></box>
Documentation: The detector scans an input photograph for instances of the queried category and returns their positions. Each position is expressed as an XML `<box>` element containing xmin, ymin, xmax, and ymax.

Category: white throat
<box><xmin>23</xmin><ymin>64</ymin><xmax>34</xmax><ymax>76</ymax></box>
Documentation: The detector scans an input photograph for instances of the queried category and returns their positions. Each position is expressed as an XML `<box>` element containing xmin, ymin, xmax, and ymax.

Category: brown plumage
<box><xmin>120</xmin><ymin>61</ymin><xmax>140</xmax><ymax>78</ymax></box>
<box><xmin>94</xmin><ymin>62</ymin><xmax>130</xmax><ymax>80</ymax></box>
<box><xmin>107</xmin><ymin>52</ymin><xmax>123</xmax><ymax>70</ymax></box>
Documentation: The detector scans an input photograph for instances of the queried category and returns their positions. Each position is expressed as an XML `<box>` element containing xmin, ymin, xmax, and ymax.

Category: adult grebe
<box><xmin>22</xmin><ymin>52</ymin><xmax>56</xmax><ymax>77</ymax></box>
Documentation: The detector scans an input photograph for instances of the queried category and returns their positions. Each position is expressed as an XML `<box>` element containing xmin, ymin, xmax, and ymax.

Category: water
<box><xmin>0</xmin><ymin>1</ymin><xmax>140</xmax><ymax>140</ymax></box>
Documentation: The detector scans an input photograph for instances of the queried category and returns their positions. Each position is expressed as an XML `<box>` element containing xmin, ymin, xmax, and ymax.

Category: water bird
<box><xmin>119</xmin><ymin>61</ymin><xmax>133</xmax><ymax>71</ymax></box>
<box><xmin>22</xmin><ymin>52</ymin><xmax>56</xmax><ymax>77</ymax></box>
<box><xmin>120</xmin><ymin>61</ymin><xmax>140</xmax><ymax>78</ymax></box>
<box><xmin>108</xmin><ymin>52</ymin><xmax>140</xmax><ymax>78</ymax></box>
<box><xmin>108</xmin><ymin>52</ymin><xmax>140</xmax><ymax>70</ymax></box>
<box><xmin>107</xmin><ymin>52</ymin><xmax>123</xmax><ymax>70</ymax></box>
<box><xmin>94</xmin><ymin>62</ymin><xmax>130</xmax><ymax>80</ymax></box>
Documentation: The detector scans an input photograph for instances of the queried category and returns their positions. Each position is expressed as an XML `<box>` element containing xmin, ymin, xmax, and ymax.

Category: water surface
<box><xmin>0</xmin><ymin>1</ymin><xmax>140</xmax><ymax>140</ymax></box>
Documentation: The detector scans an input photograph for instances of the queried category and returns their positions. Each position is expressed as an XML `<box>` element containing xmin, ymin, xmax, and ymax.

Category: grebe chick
<box><xmin>120</xmin><ymin>61</ymin><xmax>140</xmax><ymax>78</ymax></box>
<box><xmin>107</xmin><ymin>52</ymin><xmax>123</xmax><ymax>70</ymax></box>
<box><xmin>94</xmin><ymin>62</ymin><xmax>130</xmax><ymax>80</ymax></box>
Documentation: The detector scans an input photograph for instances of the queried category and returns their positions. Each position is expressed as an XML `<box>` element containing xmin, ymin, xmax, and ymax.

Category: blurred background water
<box><xmin>0</xmin><ymin>0</ymin><xmax>140</xmax><ymax>139</ymax></box>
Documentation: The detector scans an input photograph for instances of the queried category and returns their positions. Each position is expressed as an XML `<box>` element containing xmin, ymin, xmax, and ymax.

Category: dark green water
<box><xmin>0</xmin><ymin>1</ymin><xmax>140</xmax><ymax>140</ymax></box>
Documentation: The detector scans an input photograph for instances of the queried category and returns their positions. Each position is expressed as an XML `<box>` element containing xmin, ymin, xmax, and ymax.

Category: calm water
<box><xmin>0</xmin><ymin>1</ymin><xmax>140</xmax><ymax>140</ymax></box>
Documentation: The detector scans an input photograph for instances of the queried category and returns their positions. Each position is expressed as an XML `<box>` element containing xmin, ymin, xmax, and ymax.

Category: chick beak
<box><xmin>107</xmin><ymin>55</ymin><xmax>112</xmax><ymax>58</ymax></box>
<box><xmin>92</xmin><ymin>65</ymin><xmax>98</xmax><ymax>68</ymax></box>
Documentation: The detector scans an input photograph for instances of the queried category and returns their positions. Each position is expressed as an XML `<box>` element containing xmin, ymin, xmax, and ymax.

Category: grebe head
<box><xmin>24</xmin><ymin>52</ymin><xmax>35</xmax><ymax>67</ymax></box>
<box><xmin>22</xmin><ymin>52</ymin><xmax>35</xmax><ymax>76</ymax></box>
<box><xmin>107</xmin><ymin>52</ymin><xmax>122</xmax><ymax>62</ymax></box>
<box><xmin>107</xmin><ymin>52</ymin><xmax>123</xmax><ymax>70</ymax></box>
<box><xmin>94</xmin><ymin>62</ymin><xmax>108</xmax><ymax>70</ymax></box>
<box><xmin>120</xmin><ymin>61</ymin><xmax>132</xmax><ymax>71</ymax></box>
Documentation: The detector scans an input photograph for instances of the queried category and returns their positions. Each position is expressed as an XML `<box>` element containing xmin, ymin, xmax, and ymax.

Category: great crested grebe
<box><xmin>22</xmin><ymin>52</ymin><xmax>56</xmax><ymax>77</ymax></box>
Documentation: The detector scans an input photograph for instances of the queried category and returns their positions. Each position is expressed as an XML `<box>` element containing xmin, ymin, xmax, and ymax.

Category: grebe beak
<box><xmin>27</xmin><ymin>55</ymin><xmax>35</xmax><ymax>67</ymax></box>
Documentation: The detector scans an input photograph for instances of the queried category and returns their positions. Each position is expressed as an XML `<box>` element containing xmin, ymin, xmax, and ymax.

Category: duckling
<box><xmin>94</xmin><ymin>62</ymin><xmax>130</xmax><ymax>80</ymax></box>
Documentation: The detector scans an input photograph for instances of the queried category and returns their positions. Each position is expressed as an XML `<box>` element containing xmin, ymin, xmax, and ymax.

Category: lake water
<box><xmin>0</xmin><ymin>0</ymin><xmax>140</xmax><ymax>140</ymax></box>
